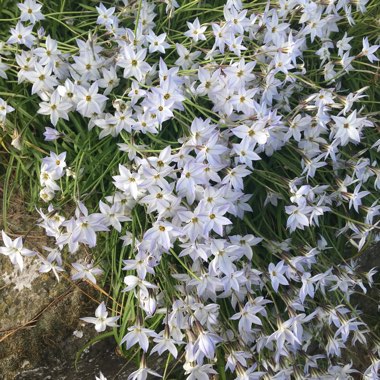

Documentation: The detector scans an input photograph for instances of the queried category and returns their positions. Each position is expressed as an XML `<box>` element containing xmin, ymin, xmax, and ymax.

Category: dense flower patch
<box><xmin>0</xmin><ymin>0</ymin><xmax>380</xmax><ymax>378</ymax></box>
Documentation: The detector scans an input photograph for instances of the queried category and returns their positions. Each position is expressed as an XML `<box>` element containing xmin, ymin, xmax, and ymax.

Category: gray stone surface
<box><xmin>0</xmin><ymin>193</ymin><xmax>130</xmax><ymax>380</ymax></box>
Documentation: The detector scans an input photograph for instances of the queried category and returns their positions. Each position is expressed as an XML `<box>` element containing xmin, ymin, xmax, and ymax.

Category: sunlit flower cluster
<box><xmin>0</xmin><ymin>0</ymin><xmax>379</xmax><ymax>378</ymax></box>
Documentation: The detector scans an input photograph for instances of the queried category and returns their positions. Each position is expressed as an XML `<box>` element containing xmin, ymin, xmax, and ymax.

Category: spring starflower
<box><xmin>184</xmin><ymin>18</ymin><xmax>207</xmax><ymax>42</ymax></box>
<box><xmin>76</xmin><ymin>82</ymin><xmax>108</xmax><ymax>117</ymax></box>
<box><xmin>80</xmin><ymin>302</ymin><xmax>119</xmax><ymax>332</ymax></box>
<box><xmin>0</xmin><ymin>231</ymin><xmax>35</xmax><ymax>271</ymax></box>
<box><xmin>17</xmin><ymin>0</ymin><xmax>44</xmax><ymax>24</ymax></box>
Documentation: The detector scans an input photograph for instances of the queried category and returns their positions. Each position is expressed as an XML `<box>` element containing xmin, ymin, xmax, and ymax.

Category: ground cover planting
<box><xmin>0</xmin><ymin>0</ymin><xmax>380</xmax><ymax>378</ymax></box>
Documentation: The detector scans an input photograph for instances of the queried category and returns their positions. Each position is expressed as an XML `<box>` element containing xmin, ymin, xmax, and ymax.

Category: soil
<box><xmin>13</xmin><ymin>337</ymin><xmax>161</xmax><ymax>380</ymax></box>
<box><xmin>354</xmin><ymin>242</ymin><xmax>380</xmax><ymax>333</ymax></box>
<box><xmin>0</xmin><ymin>189</ymin><xmax>143</xmax><ymax>380</ymax></box>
